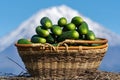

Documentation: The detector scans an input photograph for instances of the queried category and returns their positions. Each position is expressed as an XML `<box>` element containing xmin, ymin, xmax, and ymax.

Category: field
<box><xmin>0</xmin><ymin>70</ymin><xmax>120</xmax><ymax>80</ymax></box>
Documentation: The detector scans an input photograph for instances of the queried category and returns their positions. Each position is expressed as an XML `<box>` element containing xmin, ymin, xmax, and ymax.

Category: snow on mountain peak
<box><xmin>0</xmin><ymin>5</ymin><xmax>120</xmax><ymax>52</ymax></box>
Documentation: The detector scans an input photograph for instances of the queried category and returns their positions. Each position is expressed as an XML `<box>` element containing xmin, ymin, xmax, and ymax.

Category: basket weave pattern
<box><xmin>15</xmin><ymin>39</ymin><xmax>108</xmax><ymax>79</ymax></box>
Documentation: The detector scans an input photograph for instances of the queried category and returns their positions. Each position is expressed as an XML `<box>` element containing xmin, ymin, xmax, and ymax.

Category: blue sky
<box><xmin>0</xmin><ymin>0</ymin><xmax>120</xmax><ymax>38</ymax></box>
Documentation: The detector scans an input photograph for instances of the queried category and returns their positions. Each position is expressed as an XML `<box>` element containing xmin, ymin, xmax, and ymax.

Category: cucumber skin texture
<box><xmin>51</xmin><ymin>25</ymin><xmax>62</xmax><ymax>36</ymax></box>
<box><xmin>17</xmin><ymin>38</ymin><xmax>32</xmax><ymax>44</ymax></box>
<box><xmin>36</xmin><ymin>26</ymin><xmax>50</xmax><ymax>37</ymax></box>
<box><xmin>85</xmin><ymin>30</ymin><xmax>96</xmax><ymax>40</ymax></box>
<box><xmin>46</xmin><ymin>33</ymin><xmax>55</xmax><ymax>44</ymax></box>
<box><xmin>71</xmin><ymin>16</ymin><xmax>84</xmax><ymax>26</ymax></box>
<box><xmin>31</xmin><ymin>36</ymin><xmax>46</xmax><ymax>44</ymax></box>
<box><xmin>65</xmin><ymin>23</ymin><xmax>76</xmax><ymax>31</ymax></box>
<box><xmin>35</xmin><ymin>26</ymin><xmax>41</xmax><ymax>34</ymax></box>
<box><xmin>40</xmin><ymin>17</ymin><xmax>52</xmax><ymax>29</ymax></box>
<box><xmin>58</xmin><ymin>17</ymin><xmax>67</xmax><ymax>27</ymax></box>
<box><xmin>78</xmin><ymin>22</ymin><xmax>89</xmax><ymax>35</ymax></box>
<box><xmin>57</xmin><ymin>30</ymin><xmax>79</xmax><ymax>42</ymax></box>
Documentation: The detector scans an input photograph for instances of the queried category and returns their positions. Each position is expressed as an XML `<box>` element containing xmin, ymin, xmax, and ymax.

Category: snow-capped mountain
<box><xmin>0</xmin><ymin>5</ymin><xmax>120</xmax><ymax>75</ymax></box>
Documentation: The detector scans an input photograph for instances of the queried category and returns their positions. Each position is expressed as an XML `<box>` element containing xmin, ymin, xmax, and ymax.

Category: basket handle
<box><xmin>44</xmin><ymin>43</ymin><xmax>56</xmax><ymax>52</ymax></box>
<box><xmin>57</xmin><ymin>41</ymin><xmax>83</xmax><ymax>53</ymax></box>
<box><xmin>57</xmin><ymin>42</ymin><xmax>68</xmax><ymax>53</ymax></box>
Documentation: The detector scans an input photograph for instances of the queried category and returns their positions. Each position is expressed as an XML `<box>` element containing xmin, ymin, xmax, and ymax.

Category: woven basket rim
<box><xmin>64</xmin><ymin>38</ymin><xmax>108</xmax><ymax>44</ymax></box>
<box><xmin>15</xmin><ymin>38</ymin><xmax>108</xmax><ymax>50</ymax></box>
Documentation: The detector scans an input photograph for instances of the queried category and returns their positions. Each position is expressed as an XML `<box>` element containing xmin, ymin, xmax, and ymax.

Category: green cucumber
<box><xmin>58</xmin><ymin>30</ymin><xmax>79</xmax><ymax>42</ymax></box>
<box><xmin>31</xmin><ymin>35</ymin><xmax>46</xmax><ymax>44</ymax></box>
<box><xmin>17</xmin><ymin>38</ymin><xmax>32</xmax><ymax>44</ymax></box>
<box><xmin>65</xmin><ymin>23</ymin><xmax>76</xmax><ymax>31</ymax></box>
<box><xmin>46</xmin><ymin>33</ymin><xmax>55</xmax><ymax>44</ymax></box>
<box><xmin>71</xmin><ymin>16</ymin><xmax>84</xmax><ymax>26</ymax></box>
<box><xmin>58</xmin><ymin>17</ymin><xmax>67</xmax><ymax>27</ymax></box>
<box><xmin>36</xmin><ymin>26</ymin><xmax>49</xmax><ymax>37</ymax></box>
<box><xmin>40</xmin><ymin>17</ymin><xmax>52</xmax><ymax>29</ymax></box>
<box><xmin>51</xmin><ymin>25</ymin><xmax>62</xmax><ymax>36</ymax></box>
<box><xmin>78</xmin><ymin>21</ymin><xmax>89</xmax><ymax>35</ymax></box>
<box><xmin>85</xmin><ymin>30</ymin><xmax>96</xmax><ymax>40</ymax></box>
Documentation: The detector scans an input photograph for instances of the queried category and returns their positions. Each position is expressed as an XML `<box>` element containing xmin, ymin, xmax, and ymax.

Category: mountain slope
<box><xmin>0</xmin><ymin>5</ymin><xmax>120</xmax><ymax>74</ymax></box>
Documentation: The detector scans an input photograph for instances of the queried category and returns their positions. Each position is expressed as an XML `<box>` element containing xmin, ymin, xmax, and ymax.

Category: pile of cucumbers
<box><xmin>17</xmin><ymin>16</ymin><xmax>96</xmax><ymax>45</ymax></box>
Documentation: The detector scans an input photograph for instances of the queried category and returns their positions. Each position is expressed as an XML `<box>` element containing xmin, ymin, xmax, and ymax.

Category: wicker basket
<box><xmin>15</xmin><ymin>38</ymin><xmax>108</xmax><ymax>79</ymax></box>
